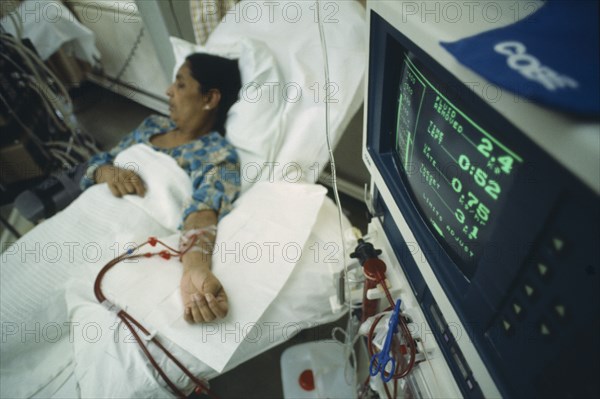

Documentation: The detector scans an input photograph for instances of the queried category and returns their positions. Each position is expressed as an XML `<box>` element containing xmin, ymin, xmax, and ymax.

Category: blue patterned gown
<box><xmin>80</xmin><ymin>115</ymin><xmax>240</xmax><ymax>224</ymax></box>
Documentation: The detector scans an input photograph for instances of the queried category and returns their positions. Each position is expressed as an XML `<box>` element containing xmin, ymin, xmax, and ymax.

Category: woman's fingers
<box><xmin>122</xmin><ymin>170</ymin><xmax>146</xmax><ymax>196</ymax></box>
<box><xmin>123</xmin><ymin>181</ymin><xmax>137</xmax><ymax>195</ymax></box>
<box><xmin>132</xmin><ymin>178</ymin><xmax>146</xmax><ymax>197</ymax></box>
<box><xmin>206</xmin><ymin>292</ymin><xmax>228</xmax><ymax>319</ymax></box>
<box><xmin>97</xmin><ymin>166</ymin><xmax>144</xmax><ymax>192</ymax></box>
<box><xmin>105</xmin><ymin>170</ymin><xmax>146</xmax><ymax>197</ymax></box>
<box><xmin>107</xmin><ymin>182</ymin><xmax>122</xmax><ymax>197</ymax></box>
<box><xmin>189</xmin><ymin>297</ymin><xmax>205</xmax><ymax>323</ymax></box>
<box><xmin>195</xmin><ymin>294</ymin><xmax>216</xmax><ymax>322</ymax></box>
<box><xmin>184</xmin><ymin>293</ymin><xmax>227</xmax><ymax>323</ymax></box>
<box><xmin>184</xmin><ymin>307</ymin><xmax>193</xmax><ymax>323</ymax></box>
<box><xmin>116</xmin><ymin>182</ymin><xmax>130</xmax><ymax>197</ymax></box>
<box><xmin>187</xmin><ymin>295</ymin><xmax>212</xmax><ymax>323</ymax></box>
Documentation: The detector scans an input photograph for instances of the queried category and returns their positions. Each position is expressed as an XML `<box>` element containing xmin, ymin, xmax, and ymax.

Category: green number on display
<box><xmin>467</xmin><ymin>191</ymin><xmax>479</xmax><ymax>208</ymax></box>
<box><xmin>452</xmin><ymin>177</ymin><xmax>462</xmax><ymax>193</ymax></box>
<box><xmin>474</xmin><ymin>168</ymin><xmax>488</xmax><ymax>187</ymax></box>
<box><xmin>459</xmin><ymin>154</ymin><xmax>470</xmax><ymax>170</ymax></box>
<box><xmin>477</xmin><ymin>138</ymin><xmax>493</xmax><ymax>158</ymax></box>
<box><xmin>455</xmin><ymin>208</ymin><xmax>466</xmax><ymax>224</ymax></box>
<box><xmin>476</xmin><ymin>203</ymin><xmax>490</xmax><ymax>223</ymax></box>
<box><xmin>485</xmin><ymin>180</ymin><xmax>501</xmax><ymax>200</ymax></box>
<box><xmin>468</xmin><ymin>226</ymin><xmax>479</xmax><ymax>240</ymax></box>
<box><xmin>498</xmin><ymin>155</ymin><xmax>514</xmax><ymax>174</ymax></box>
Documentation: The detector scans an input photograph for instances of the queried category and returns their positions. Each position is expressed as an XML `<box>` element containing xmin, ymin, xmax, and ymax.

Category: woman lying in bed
<box><xmin>81</xmin><ymin>53</ymin><xmax>242</xmax><ymax>323</ymax></box>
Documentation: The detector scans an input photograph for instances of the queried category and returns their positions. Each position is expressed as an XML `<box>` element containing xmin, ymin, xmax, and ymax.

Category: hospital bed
<box><xmin>0</xmin><ymin>1</ymin><xmax>366</xmax><ymax>397</ymax></box>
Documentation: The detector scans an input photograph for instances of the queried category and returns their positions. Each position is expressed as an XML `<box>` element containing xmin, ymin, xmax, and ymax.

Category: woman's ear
<box><xmin>205</xmin><ymin>89</ymin><xmax>222</xmax><ymax>110</ymax></box>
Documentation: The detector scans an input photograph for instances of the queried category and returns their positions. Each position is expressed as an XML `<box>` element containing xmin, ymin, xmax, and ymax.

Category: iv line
<box><xmin>316</xmin><ymin>0</ymin><xmax>357</xmax><ymax>389</ymax></box>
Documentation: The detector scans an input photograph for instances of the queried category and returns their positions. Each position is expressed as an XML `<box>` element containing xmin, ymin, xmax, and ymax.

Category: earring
<box><xmin>204</xmin><ymin>105</ymin><xmax>210</xmax><ymax>110</ymax></box>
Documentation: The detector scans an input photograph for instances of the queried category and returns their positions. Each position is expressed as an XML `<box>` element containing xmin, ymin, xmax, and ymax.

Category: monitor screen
<box><xmin>393</xmin><ymin>53</ymin><xmax>523</xmax><ymax>279</ymax></box>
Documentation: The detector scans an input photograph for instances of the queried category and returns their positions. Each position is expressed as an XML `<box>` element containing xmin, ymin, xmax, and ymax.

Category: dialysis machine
<box><xmin>362</xmin><ymin>1</ymin><xmax>599</xmax><ymax>397</ymax></box>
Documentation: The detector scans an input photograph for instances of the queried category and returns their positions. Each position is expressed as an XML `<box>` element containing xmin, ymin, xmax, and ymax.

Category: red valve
<box><xmin>363</xmin><ymin>258</ymin><xmax>387</xmax><ymax>280</ymax></box>
<box><xmin>148</xmin><ymin>237</ymin><xmax>158</xmax><ymax>247</ymax></box>
<box><xmin>363</xmin><ymin>258</ymin><xmax>394</xmax><ymax>309</ymax></box>
<box><xmin>399</xmin><ymin>344</ymin><xmax>408</xmax><ymax>355</ymax></box>
<box><xmin>159</xmin><ymin>250</ymin><xmax>171</xmax><ymax>260</ymax></box>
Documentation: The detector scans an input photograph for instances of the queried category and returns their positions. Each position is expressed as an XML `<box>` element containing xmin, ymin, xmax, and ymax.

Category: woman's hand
<box><xmin>95</xmin><ymin>165</ymin><xmax>146</xmax><ymax>197</ymax></box>
<box><xmin>180</xmin><ymin>266</ymin><xmax>228</xmax><ymax>323</ymax></box>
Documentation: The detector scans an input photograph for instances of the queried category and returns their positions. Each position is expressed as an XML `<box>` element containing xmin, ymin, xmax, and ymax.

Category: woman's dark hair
<box><xmin>185</xmin><ymin>53</ymin><xmax>242</xmax><ymax>136</ymax></box>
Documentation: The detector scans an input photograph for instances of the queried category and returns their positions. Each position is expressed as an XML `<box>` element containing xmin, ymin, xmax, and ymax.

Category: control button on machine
<box><xmin>536</xmin><ymin>262</ymin><xmax>551</xmax><ymax>281</ymax></box>
<box><xmin>512</xmin><ymin>301</ymin><xmax>525</xmax><ymax>320</ymax></box>
<box><xmin>523</xmin><ymin>281</ymin><xmax>537</xmax><ymax>301</ymax></box>
<box><xmin>551</xmin><ymin>301</ymin><xmax>569</xmax><ymax>324</ymax></box>
<box><xmin>554</xmin><ymin>304</ymin><xmax>566</xmax><ymax>318</ymax></box>
<box><xmin>549</xmin><ymin>236</ymin><xmax>567</xmax><ymax>257</ymax></box>
<box><xmin>538</xmin><ymin>320</ymin><xmax>552</xmax><ymax>337</ymax></box>
<box><xmin>501</xmin><ymin>318</ymin><xmax>514</xmax><ymax>336</ymax></box>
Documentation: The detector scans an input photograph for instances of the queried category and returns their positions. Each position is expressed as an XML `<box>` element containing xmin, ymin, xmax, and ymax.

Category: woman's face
<box><xmin>166</xmin><ymin>62</ymin><xmax>206</xmax><ymax>125</ymax></box>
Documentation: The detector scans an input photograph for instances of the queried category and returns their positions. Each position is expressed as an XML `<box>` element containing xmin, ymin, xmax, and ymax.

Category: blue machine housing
<box><xmin>366</xmin><ymin>10</ymin><xmax>599</xmax><ymax>398</ymax></box>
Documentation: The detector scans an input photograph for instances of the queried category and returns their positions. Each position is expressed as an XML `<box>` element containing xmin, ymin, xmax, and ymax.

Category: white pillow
<box><xmin>205</xmin><ymin>0</ymin><xmax>367</xmax><ymax>182</ymax></box>
<box><xmin>170</xmin><ymin>36</ymin><xmax>285</xmax><ymax>193</ymax></box>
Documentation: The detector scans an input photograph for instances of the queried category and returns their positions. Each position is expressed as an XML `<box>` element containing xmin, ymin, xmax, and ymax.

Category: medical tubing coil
<box><xmin>93</xmin><ymin>236</ymin><xmax>218</xmax><ymax>399</ymax></box>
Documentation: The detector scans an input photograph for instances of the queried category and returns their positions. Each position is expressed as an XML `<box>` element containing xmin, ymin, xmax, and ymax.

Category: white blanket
<box><xmin>99</xmin><ymin>179</ymin><xmax>326</xmax><ymax>373</ymax></box>
<box><xmin>0</xmin><ymin>144</ymin><xmax>327</xmax><ymax>397</ymax></box>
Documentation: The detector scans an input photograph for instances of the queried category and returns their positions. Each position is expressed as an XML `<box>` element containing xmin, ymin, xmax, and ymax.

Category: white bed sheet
<box><xmin>0</xmin><ymin>145</ymin><xmax>352</xmax><ymax>397</ymax></box>
<box><xmin>62</xmin><ymin>195</ymin><xmax>350</xmax><ymax>398</ymax></box>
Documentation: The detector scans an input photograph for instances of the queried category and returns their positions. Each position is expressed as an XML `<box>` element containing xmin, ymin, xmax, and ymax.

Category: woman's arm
<box><xmin>180</xmin><ymin>209</ymin><xmax>229</xmax><ymax>323</ymax></box>
<box><xmin>180</xmin><ymin>141</ymin><xmax>239</xmax><ymax>323</ymax></box>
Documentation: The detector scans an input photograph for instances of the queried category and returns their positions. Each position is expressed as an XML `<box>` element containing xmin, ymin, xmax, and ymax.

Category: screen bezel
<box><xmin>365</xmin><ymin>10</ymin><xmax>557</xmax><ymax>318</ymax></box>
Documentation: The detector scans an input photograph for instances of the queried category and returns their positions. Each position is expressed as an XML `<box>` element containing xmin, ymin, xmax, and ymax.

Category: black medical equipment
<box><xmin>1</xmin><ymin>27</ymin><xmax>98</xmax><ymax>170</ymax></box>
<box><xmin>14</xmin><ymin>162</ymin><xmax>87</xmax><ymax>222</ymax></box>
<box><xmin>0</xmin><ymin>35</ymin><xmax>51</xmax><ymax>185</ymax></box>
<box><xmin>365</xmin><ymin>9</ymin><xmax>599</xmax><ymax>398</ymax></box>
